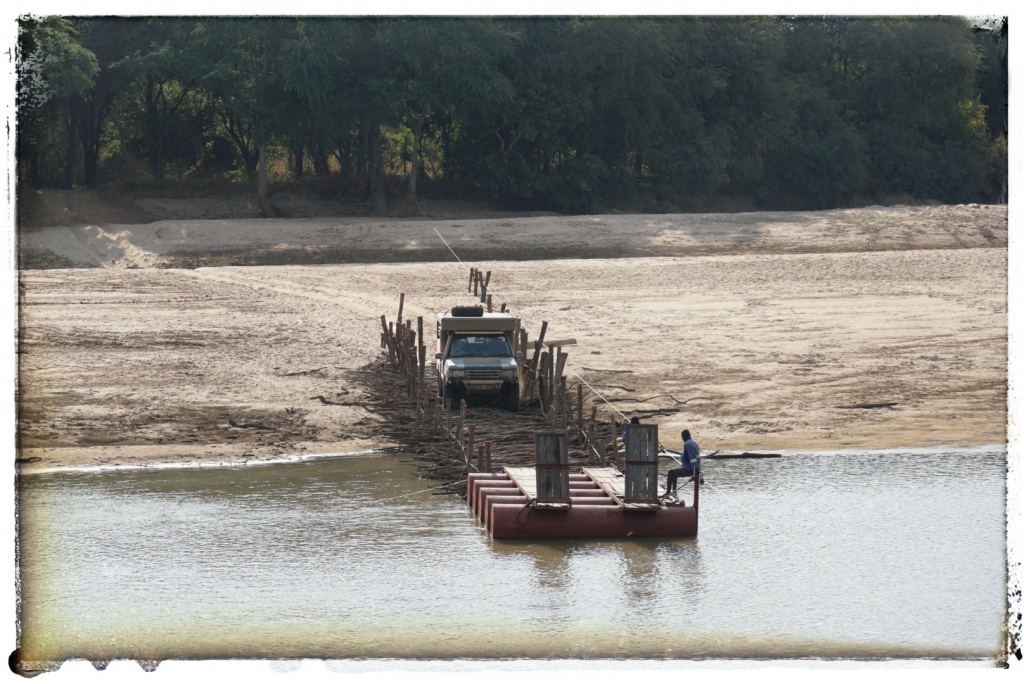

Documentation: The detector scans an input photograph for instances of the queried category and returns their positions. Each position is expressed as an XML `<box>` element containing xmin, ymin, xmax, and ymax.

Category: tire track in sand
<box><xmin>183</xmin><ymin>268</ymin><xmax>433</xmax><ymax>320</ymax></box>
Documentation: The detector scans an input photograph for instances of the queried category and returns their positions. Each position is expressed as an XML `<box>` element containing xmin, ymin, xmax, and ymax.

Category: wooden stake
<box><xmin>457</xmin><ymin>399</ymin><xmax>466</xmax><ymax>460</ymax></box>
<box><xmin>577</xmin><ymin>384</ymin><xmax>585</xmax><ymax>446</ymax></box>
<box><xmin>588</xmin><ymin>405</ymin><xmax>598</xmax><ymax>454</ymax></box>
<box><xmin>484</xmin><ymin>441</ymin><xmax>492</xmax><ymax>472</ymax></box>
<box><xmin>560</xmin><ymin>376</ymin><xmax>568</xmax><ymax>429</ymax></box>
<box><xmin>397</xmin><ymin>293</ymin><xmax>405</xmax><ymax>327</ymax></box>
<box><xmin>611</xmin><ymin>417</ymin><xmax>622</xmax><ymax>470</ymax></box>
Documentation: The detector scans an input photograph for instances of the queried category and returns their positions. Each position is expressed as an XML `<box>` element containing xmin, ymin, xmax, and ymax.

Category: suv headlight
<box><xmin>451</xmin><ymin>369</ymin><xmax>465</xmax><ymax>379</ymax></box>
<box><xmin>502</xmin><ymin>369</ymin><xmax>517</xmax><ymax>381</ymax></box>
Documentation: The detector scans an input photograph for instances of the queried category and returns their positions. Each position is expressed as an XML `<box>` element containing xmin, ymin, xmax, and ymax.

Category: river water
<box><xmin>17</xmin><ymin>447</ymin><xmax>1008</xmax><ymax>663</ymax></box>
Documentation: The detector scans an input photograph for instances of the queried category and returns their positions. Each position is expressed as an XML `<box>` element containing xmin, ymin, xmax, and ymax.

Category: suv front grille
<box><xmin>465</xmin><ymin>368</ymin><xmax>502</xmax><ymax>381</ymax></box>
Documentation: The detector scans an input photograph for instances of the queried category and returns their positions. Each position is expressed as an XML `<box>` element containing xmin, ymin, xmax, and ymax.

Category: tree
<box><xmin>376</xmin><ymin>18</ymin><xmax>514</xmax><ymax>214</ymax></box>
<box><xmin>16</xmin><ymin>16</ymin><xmax>98</xmax><ymax>186</ymax></box>
<box><xmin>203</xmin><ymin>18</ymin><xmax>304</xmax><ymax>215</ymax></box>
<box><xmin>110</xmin><ymin>18</ymin><xmax>212</xmax><ymax>181</ymax></box>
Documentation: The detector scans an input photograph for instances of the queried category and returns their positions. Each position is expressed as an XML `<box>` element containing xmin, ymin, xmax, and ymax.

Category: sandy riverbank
<box><xmin>15</xmin><ymin>203</ymin><xmax>1008</xmax><ymax>474</ymax></box>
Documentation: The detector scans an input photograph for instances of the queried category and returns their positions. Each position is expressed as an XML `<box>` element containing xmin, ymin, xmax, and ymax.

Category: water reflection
<box><xmin>16</xmin><ymin>447</ymin><xmax>1007</xmax><ymax>661</ymax></box>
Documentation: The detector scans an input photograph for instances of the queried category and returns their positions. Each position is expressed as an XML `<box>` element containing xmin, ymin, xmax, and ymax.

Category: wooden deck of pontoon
<box><xmin>467</xmin><ymin>466</ymin><xmax>698</xmax><ymax>539</ymax></box>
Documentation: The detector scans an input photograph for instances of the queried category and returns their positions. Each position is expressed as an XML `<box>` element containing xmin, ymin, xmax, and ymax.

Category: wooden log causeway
<box><xmin>359</xmin><ymin>271</ymin><xmax>652</xmax><ymax>499</ymax></box>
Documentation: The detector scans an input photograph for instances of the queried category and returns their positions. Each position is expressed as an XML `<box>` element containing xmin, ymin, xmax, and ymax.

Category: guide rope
<box><xmin>374</xmin><ymin>478</ymin><xmax>468</xmax><ymax>503</ymax></box>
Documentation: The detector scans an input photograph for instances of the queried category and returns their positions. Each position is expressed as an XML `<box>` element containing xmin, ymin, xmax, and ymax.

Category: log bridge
<box><xmin>368</xmin><ymin>270</ymin><xmax>638</xmax><ymax>495</ymax></box>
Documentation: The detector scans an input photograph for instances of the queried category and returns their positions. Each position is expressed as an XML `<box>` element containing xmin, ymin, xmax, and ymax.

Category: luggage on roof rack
<box><xmin>451</xmin><ymin>305</ymin><xmax>485</xmax><ymax>317</ymax></box>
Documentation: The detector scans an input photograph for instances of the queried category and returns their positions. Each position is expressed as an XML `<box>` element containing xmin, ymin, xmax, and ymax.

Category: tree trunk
<box><xmin>256</xmin><ymin>141</ymin><xmax>275</xmax><ymax>218</ymax></box>
<box><xmin>292</xmin><ymin>142</ymin><xmax>304</xmax><ymax>179</ymax></box>
<box><xmin>62</xmin><ymin>114</ymin><xmax>77</xmax><ymax>190</ymax></box>
<box><xmin>311</xmin><ymin>146</ymin><xmax>330</xmax><ymax>177</ymax></box>
<box><xmin>368</xmin><ymin>124</ymin><xmax>388</xmax><ymax>216</ymax></box>
<box><xmin>145</xmin><ymin>78</ymin><xmax>165</xmax><ymax>182</ymax></box>
<box><xmin>148</xmin><ymin>146</ymin><xmax>165</xmax><ymax>182</ymax></box>
<box><xmin>405</xmin><ymin>111</ymin><xmax>426</xmax><ymax>216</ymax></box>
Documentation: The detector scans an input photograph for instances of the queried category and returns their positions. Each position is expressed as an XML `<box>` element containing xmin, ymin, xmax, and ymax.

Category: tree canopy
<box><xmin>15</xmin><ymin>15</ymin><xmax>1007</xmax><ymax>214</ymax></box>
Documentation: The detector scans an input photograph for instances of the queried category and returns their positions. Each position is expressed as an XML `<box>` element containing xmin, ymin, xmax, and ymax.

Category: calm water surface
<box><xmin>18</xmin><ymin>448</ymin><xmax>1007</xmax><ymax>661</ymax></box>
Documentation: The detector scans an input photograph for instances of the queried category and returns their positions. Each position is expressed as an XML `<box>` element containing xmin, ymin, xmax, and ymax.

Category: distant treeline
<box><xmin>16</xmin><ymin>16</ymin><xmax>1007</xmax><ymax>214</ymax></box>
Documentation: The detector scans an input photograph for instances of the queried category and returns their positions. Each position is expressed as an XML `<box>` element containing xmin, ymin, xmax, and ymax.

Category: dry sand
<box><xmin>15</xmin><ymin>203</ymin><xmax>1008</xmax><ymax>473</ymax></box>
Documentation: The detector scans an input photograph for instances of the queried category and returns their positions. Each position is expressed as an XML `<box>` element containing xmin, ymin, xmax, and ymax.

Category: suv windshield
<box><xmin>449</xmin><ymin>335</ymin><xmax>512</xmax><ymax>358</ymax></box>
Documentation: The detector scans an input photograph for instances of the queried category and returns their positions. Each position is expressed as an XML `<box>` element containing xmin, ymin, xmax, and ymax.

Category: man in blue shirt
<box><xmin>620</xmin><ymin>416</ymin><xmax>640</xmax><ymax>446</ymax></box>
<box><xmin>665</xmin><ymin>429</ymin><xmax>701</xmax><ymax>498</ymax></box>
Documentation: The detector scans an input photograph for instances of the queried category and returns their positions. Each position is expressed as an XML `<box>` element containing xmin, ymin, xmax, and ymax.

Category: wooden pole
<box><xmin>529</xmin><ymin>322</ymin><xmax>547</xmax><ymax>378</ymax></box>
<box><xmin>468</xmin><ymin>267</ymin><xmax>476</xmax><ymax>292</ymax></box>
<box><xmin>484</xmin><ymin>441</ymin><xmax>491</xmax><ymax>472</ymax></box>
<box><xmin>397</xmin><ymin>293</ymin><xmax>405</xmax><ymax>327</ymax></box>
<box><xmin>457</xmin><ymin>399</ymin><xmax>466</xmax><ymax>460</ymax></box>
<box><xmin>477</xmin><ymin>444</ymin><xmax>484</xmax><ymax>474</ymax></box>
<box><xmin>518</xmin><ymin>329</ymin><xmax>528</xmax><ymax>386</ymax></box>
<box><xmin>577</xmin><ymin>384</ymin><xmax>585</xmax><ymax>446</ymax></box>
<box><xmin>596</xmin><ymin>439</ymin><xmax>606</xmax><ymax>465</ymax></box>
<box><xmin>588</xmin><ymin>405</ymin><xmax>598</xmax><ymax>454</ymax></box>
<box><xmin>560</xmin><ymin>376</ymin><xmax>568</xmax><ymax>429</ymax></box>
<box><xmin>381</xmin><ymin>317</ymin><xmax>393</xmax><ymax>364</ymax></box>
<box><xmin>612</xmin><ymin>417</ymin><xmax>622</xmax><ymax>470</ymax></box>
<box><xmin>538</xmin><ymin>351</ymin><xmax>550</xmax><ymax>412</ymax></box>
<box><xmin>487</xmin><ymin>294</ymin><xmax>493</xmax><ymax>312</ymax></box>
<box><xmin>445</xmin><ymin>399</ymin><xmax>452</xmax><ymax>439</ymax></box>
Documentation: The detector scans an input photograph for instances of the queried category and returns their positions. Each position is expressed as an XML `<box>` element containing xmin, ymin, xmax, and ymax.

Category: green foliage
<box><xmin>17</xmin><ymin>15</ymin><xmax>1005</xmax><ymax>211</ymax></box>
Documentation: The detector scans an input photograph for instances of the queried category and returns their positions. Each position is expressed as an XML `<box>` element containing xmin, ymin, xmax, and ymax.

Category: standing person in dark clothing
<box><xmin>665</xmin><ymin>429</ymin><xmax>701</xmax><ymax>498</ymax></box>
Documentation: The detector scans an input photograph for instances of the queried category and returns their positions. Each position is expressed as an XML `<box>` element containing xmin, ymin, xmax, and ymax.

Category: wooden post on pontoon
<box><xmin>535</xmin><ymin>431</ymin><xmax>571</xmax><ymax>504</ymax></box>
<box><xmin>623</xmin><ymin>423</ymin><xmax>659</xmax><ymax>504</ymax></box>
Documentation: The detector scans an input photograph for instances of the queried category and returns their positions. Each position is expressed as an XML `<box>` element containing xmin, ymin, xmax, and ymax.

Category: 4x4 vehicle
<box><xmin>435</xmin><ymin>306</ymin><xmax>521</xmax><ymax>411</ymax></box>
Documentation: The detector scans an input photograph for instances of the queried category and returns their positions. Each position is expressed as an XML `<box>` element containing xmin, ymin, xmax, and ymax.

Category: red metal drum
<box><xmin>482</xmin><ymin>495</ymin><xmax>617</xmax><ymax>528</ymax></box>
<box><xmin>474</xmin><ymin>485</ymin><xmax>520</xmax><ymax>517</ymax></box>
<box><xmin>489</xmin><ymin>503</ymin><xmax>697</xmax><ymax>539</ymax></box>
<box><xmin>469</xmin><ymin>478</ymin><xmax>514</xmax><ymax>513</ymax></box>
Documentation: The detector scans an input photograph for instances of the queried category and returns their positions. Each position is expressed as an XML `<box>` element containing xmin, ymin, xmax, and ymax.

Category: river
<box><xmin>16</xmin><ymin>446</ymin><xmax>1008</xmax><ymax>663</ymax></box>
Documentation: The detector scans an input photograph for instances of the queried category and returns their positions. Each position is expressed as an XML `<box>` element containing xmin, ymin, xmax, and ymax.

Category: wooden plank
<box><xmin>585</xmin><ymin>465</ymin><xmax>660</xmax><ymax>511</ymax></box>
<box><xmin>505</xmin><ymin>466</ymin><xmax>539</xmax><ymax>499</ymax></box>
<box><xmin>534</xmin><ymin>431</ymin><xmax>570</xmax><ymax>503</ymax></box>
<box><xmin>503</xmin><ymin>466</ymin><xmax>571</xmax><ymax>509</ymax></box>
<box><xmin>582</xmin><ymin>466</ymin><xmax>625</xmax><ymax>503</ymax></box>
<box><xmin>623</xmin><ymin>424</ymin><xmax>659</xmax><ymax>504</ymax></box>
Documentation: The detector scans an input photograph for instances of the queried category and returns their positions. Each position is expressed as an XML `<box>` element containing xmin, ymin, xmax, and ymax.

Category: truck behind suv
<box><xmin>435</xmin><ymin>306</ymin><xmax>521</xmax><ymax>411</ymax></box>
